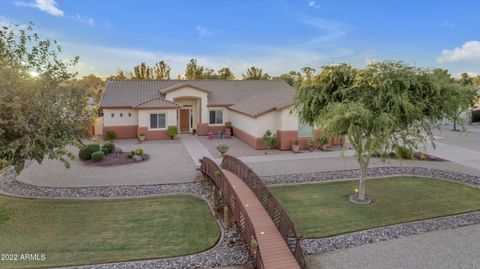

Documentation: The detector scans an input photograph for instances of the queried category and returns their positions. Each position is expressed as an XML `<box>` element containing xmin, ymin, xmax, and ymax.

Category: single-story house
<box><xmin>99</xmin><ymin>79</ymin><xmax>342</xmax><ymax>150</ymax></box>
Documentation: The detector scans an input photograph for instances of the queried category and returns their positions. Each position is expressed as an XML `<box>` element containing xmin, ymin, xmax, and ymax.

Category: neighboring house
<box><xmin>99</xmin><ymin>80</ymin><xmax>340</xmax><ymax>150</ymax></box>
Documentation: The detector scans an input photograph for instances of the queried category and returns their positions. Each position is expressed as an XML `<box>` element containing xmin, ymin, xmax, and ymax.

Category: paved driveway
<box><xmin>308</xmin><ymin>224</ymin><xmax>480</xmax><ymax>269</ymax></box>
<box><xmin>17</xmin><ymin>139</ymin><xmax>198</xmax><ymax>187</ymax></box>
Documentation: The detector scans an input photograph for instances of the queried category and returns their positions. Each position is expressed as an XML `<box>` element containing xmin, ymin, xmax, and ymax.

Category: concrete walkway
<box><xmin>180</xmin><ymin>135</ymin><xmax>214</xmax><ymax>166</ymax></box>
<box><xmin>309</xmin><ymin>224</ymin><xmax>480</xmax><ymax>269</ymax></box>
<box><xmin>231</xmin><ymin>149</ymin><xmax>356</xmax><ymax>163</ymax></box>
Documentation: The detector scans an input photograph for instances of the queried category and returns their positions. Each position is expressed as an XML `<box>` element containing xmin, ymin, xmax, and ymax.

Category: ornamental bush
<box><xmin>105</xmin><ymin>130</ymin><xmax>117</xmax><ymax>141</ymax></box>
<box><xmin>91</xmin><ymin>151</ymin><xmax>105</xmax><ymax>162</ymax></box>
<box><xmin>167</xmin><ymin>126</ymin><xmax>178</xmax><ymax>138</ymax></box>
<box><xmin>102</xmin><ymin>142</ymin><xmax>115</xmax><ymax>154</ymax></box>
<box><xmin>78</xmin><ymin>144</ymin><xmax>101</xmax><ymax>161</ymax></box>
<box><xmin>135</xmin><ymin>148</ymin><xmax>144</xmax><ymax>155</ymax></box>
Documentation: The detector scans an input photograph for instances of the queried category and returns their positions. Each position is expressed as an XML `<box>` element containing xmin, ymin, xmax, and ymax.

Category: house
<box><xmin>99</xmin><ymin>80</ymin><xmax>341</xmax><ymax>150</ymax></box>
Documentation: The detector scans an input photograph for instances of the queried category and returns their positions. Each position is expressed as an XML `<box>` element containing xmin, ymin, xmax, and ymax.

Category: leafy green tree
<box><xmin>217</xmin><ymin>67</ymin><xmax>235</xmax><ymax>80</ymax></box>
<box><xmin>153</xmin><ymin>60</ymin><xmax>171</xmax><ymax>80</ymax></box>
<box><xmin>185</xmin><ymin>59</ymin><xmax>205</xmax><ymax>79</ymax></box>
<box><xmin>242</xmin><ymin>66</ymin><xmax>270</xmax><ymax>80</ymax></box>
<box><xmin>106</xmin><ymin>69</ymin><xmax>128</xmax><ymax>80</ymax></box>
<box><xmin>458</xmin><ymin>72</ymin><xmax>474</xmax><ymax>86</ymax></box>
<box><xmin>0</xmin><ymin>22</ymin><xmax>93</xmax><ymax>172</ymax></box>
<box><xmin>132</xmin><ymin>62</ymin><xmax>153</xmax><ymax>79</ymax></box>
<box><xmin>274</xmin><ymin>71</ymin><xmax>303</xmax><ymax>87</ymax></box>
<box><xmin>66</xmin><ymin>74</ymin><xmax>105</xmax><ymax>102</ymax></box>
<box><xmin>293</xmin><ymin>62</ymin><xmax>476</xmax><ymax>203</ymax></box>
<box><xmin>301</xmin><ymin>67</ymin><xmax>316</xmax><ymax>82</ymax></box>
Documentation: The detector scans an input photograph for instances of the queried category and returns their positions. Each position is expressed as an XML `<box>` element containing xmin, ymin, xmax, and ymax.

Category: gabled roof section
<box><xmin>134</xmin><ymin>97</ymin><xmax>180</xmax><ymax>109</ymax></box>
<box><xmin>100</xmin><ymin>79</ymin><xmax>295</xmax><ymax>117</ymax></box>
<box><xmin>160</xmin><ymin>83</ymin><xmax>211</xmax><ymax>94</ymax></box>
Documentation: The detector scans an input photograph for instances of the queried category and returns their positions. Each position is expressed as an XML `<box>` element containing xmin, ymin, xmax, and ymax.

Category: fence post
<box><xmin>211</xmin><ymin>185</ymin><xmax>217</xmax><ymax>206</ymax></box>
<box><xmin>223</xmin><ymin>205</ymin><xmax>230</xmax><ymax>225</ymax></box>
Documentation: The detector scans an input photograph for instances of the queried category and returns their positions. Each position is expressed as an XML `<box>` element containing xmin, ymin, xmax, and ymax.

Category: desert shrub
<box><xmin>105</xmin><ymin>130</ymin><xmax>117</xmax><ymax>141</ymax></box>
<box><xmin>78</xmin><ymin>147</ymin><xmax>91</xmax><ymax>160</ymax></box>
<box><xmin>102</xmin><ymin>142</ymin><xmax>115</xmax><ymax>154</ymax></box>
<box><xmin>395</xmin><ymin>146</ymin><xmax>414</xmax><ymax>160</ymax></box>
<box><xmin>101</xmin><ymin>148</ymin><xmax>109</xmax><ymax>155</ymax></box>
<box><xmin>167</xmin><ymin>126</ymin><xmax>178</xmax><ymax>138</ymax></box>
<box><xmin>86</xmin><ymin>143</ymin><xmax>101</xmax><ymax>153</ymax></box>
<box><xmin>262</xmin><ymin>130</ymin><xmax>278</xmax><ymax>150</ymax></box>
<box><xmin>91</xmin><ymin>151</ymin><xmax>105</xmax><ymax>162</ymax></box>
<box><xmin>127</xmin><ymin>153</ymin><xmax>133</xmax><ymax>159</ymax></box>
<box><xmin>135</xmin><ymin>148</ymin><xmax>144</xmax><ymax>155</ymax></box>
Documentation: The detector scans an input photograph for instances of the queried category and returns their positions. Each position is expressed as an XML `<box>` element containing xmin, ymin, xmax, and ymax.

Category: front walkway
<box><xmin>310</xmin><ymin>223</ymin><xmax>480</xmax><ymax>269</ymax></box>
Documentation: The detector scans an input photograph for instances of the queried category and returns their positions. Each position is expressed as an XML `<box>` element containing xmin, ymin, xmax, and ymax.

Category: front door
<box><xmin>180</xmin><ymin>109</ymin><xmax>190</xmax><ymax>133</ymax></box>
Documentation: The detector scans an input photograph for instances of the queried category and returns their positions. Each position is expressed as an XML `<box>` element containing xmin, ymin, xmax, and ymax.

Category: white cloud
<box><xmin>74</xmin><ymin>14</ymin><xmax>94</xmax><ymax>26</ymax></box>
<box><xmin>15</xmin><ymin>0</ymin><xmax>64</xmax><ymax>16</ymax></box>
<box><xmin>437</xmin><ymin>41</ymin><xmax>480</xmax><ymax>63</ymax></box>
<box><xmin>441</xmin><ymin>22</ymin><xmax>455</xmax><ymax>28</ymax></box>
<box><xmin>308</xmin><ymin>1</ymin><xmax>320</xmax><ymax>8</ymax></box>
<box><xmin>195</xmin><ymin>25</ymin><xmax>211</xmax><ymax>38</ymax></box>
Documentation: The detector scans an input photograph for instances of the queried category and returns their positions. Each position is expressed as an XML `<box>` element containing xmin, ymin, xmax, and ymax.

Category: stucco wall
<box><xmin>103</xmin><ymin>109</ymin><xmax>138</xmax><ymax>126</ymax></box>
<box><xmin>138</xmin><ymin>109</ymin><xmax>177</xmax><ymax>129</ymax></box>
<box><xmin>165</xmin><ymin>87</ymin><xmax>208</xmax><ymax>123</ymax></box>
<box><xmin>229</xmin><ymin>110</ymin><xmax>280</xmax><ymax>137</ymax></box>
<box><xmin>278</xmin><ymin>107</ymin><xmax>299</xmax><ymax>131</ymax></box>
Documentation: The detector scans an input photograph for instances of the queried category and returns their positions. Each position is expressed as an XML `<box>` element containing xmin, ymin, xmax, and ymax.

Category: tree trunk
<box><xmin>357</xmin><ymin>156</ymin><xmax>368</xmax><ymax>201</ymax></box>
<box><xmin>453</xmin><ymin>118</ymin><xmax>458</xmax><ymax>131</ymax></box>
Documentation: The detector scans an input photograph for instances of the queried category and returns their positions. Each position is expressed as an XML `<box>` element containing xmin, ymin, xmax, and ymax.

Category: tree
<box><xmin>242</xmin><ymin>66</ymin><xmax>270</xmax><ymax>80</ymax></box>
<box><xmin>217</xmin><ymin>67</ymin><xmax>235</xmax><ymax>80</ymax></box>
<box><xmin>293</xmin><ymin>62</ymin><xmax>476</xmax><ymax>203</ymax></box>
<box><xmin>301</xmin><ymin>67</ymin><xmax>316</xmax><ymax>83</ymax></box>
<box><xmin>273</xmin><ymin>71</ymin><xmax>303</xmax><ymax>87</ymax></box>
<box><xmin>67</xmin><ymin>74</ymin><xmax>105</xmax><ymax>102</ymax></box>
<box><xmin>458</xmin><ymin>72</ymin><xmax>474</xmax><ymax>86</ymax></box>
<box><xmin>451</xmin><ymin>72</ymin><xmax>478</xmax><ymax>131</ymax></box>
<box><xmin>0</xmin><ymin>22</ymin><xmax>93</xmax><ymax>172</ymax></box>
<box><xmin>185</xmin><ymin>59</ymin><xmax>204</xmax><ymax>79</ymax></box>
<box><xmin>132</xmin><ymin>62</ymin><xmax>153</xmax><ymax>79</ymax></box>
<box><xmin>153</xmin><ymin>60</ymin><xmax>171</xmax><ymax>80</ymax></box>
<box><xmin>106</xmin><ymin>69</ymin><xmax>128</xmax><ymax>80</ymax></box>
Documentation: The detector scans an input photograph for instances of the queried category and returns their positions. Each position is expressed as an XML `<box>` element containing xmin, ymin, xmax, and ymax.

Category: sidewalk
<box><xmin>180</xmin><ymin>135</ymin><xmax>214</xmax><ymax>166</ymax></box>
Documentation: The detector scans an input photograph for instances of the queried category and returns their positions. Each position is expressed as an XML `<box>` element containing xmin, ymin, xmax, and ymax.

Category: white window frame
<box><xmin>149</xmin><ymin>113</ymin><xmax>167</xmax><ymax>130</ymax></box>
<box><xmin>209</xmin><ymin>110</ymin><xmax>224</xmax><ymax>125</ymax></box>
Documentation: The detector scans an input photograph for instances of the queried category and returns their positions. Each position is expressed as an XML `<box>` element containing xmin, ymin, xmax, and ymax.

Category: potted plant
<box><xmin>216</xmin><ymin>143</ymin><xmax>230</xmax><ymax>157</ymax></box>
<box><xmin>307</xmin><ymin>137</ymin><xmax>316</xmax><ymax>151</ymax></box>
<box><xmin>291</xmin><ymin>139</ymin><xmax>300</xmax><ymax>153</ymax></box>
<box><xmin>167</xmin><ymin>126</ymin><xmax>179</xmax><ymax>139</ymax></box>
<box><xmin>192</xmin><ymin>129</ymin><xmax>197</xmax><ymax>135</ymax></box>
<box><xmin>138</xmin><ymin>133</ymin><xmax>146</xmax><ymax>142</ymax></box>
<box><xmin>262</xmin><ymin>130</ymin><xmax>278</xmax><ymax>154</ymax></box>
<box><xmin>249</xmin><ymin>236</ymin><xmax>258</xmax><ymax>256</ymax></box>
<box><xmin>318</xmin><ymin>136</ymin><xmax>329</xmax><ymax>151</ymax></box>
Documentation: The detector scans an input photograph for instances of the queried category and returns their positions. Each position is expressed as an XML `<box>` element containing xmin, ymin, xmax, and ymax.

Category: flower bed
<box><xmin>85</xmin><ymin>152</ymin><xmax>150</xmax><ymax>166</ymax></box>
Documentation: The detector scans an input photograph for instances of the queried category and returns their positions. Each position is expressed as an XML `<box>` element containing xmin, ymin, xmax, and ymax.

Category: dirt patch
<box><xmin>85</xmin><ymin>153</ymin><xmax>150</xmax><ymax>166</ymax></box>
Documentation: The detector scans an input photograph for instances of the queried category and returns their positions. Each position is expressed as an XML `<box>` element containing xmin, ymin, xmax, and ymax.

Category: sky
<box><xmin>1</xmin><ymin>0</ymin><xmax>480</xmax><ymax>78</ymax></box>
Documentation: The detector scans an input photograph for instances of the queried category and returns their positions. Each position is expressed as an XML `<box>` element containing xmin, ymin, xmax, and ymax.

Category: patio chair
<box><xmin>208</xmin><ymin>129</ymin><xmax>215</xmax><ymax>139</ymax></box>
<box><xmin>224</xmin><ymin>128</ymin><xmax>232</xmax><ymax>138</ymax></box>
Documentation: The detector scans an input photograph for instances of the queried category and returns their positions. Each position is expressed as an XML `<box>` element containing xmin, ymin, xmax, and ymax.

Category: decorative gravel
<box><xmin>262</xmin><ymin>166</ymin><xmax>480</xmax><ymax>188</ymax></box>
<box><xmin>301</xmin><ymin>211</ymin><xmax>480</xmax><ymax>255</ymax></box>
<box><xmin>0</xmin><ymin>167</ymin><xmax>206</xmax><ymax>198</ymax></box>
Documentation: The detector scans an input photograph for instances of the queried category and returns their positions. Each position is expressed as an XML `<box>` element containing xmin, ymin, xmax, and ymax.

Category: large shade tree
<box><xmin>293</xmin><ymin>62</ymin><xmax>477</xmax><ymax>203</ymax></box>
<box><xmin>0</xmin><ymin>23</ymin><xmax>92</xmax><ymax>172</ymax></box>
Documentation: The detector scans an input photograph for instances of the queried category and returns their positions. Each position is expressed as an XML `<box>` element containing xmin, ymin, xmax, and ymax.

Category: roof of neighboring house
<box><xmin>100</xmin><ymin>80</ymin><xmax>295</xmax><ymax>117</ymax></box>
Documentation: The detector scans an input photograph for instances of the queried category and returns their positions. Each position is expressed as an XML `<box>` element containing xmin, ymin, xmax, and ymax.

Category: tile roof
<box><xmin>100</xmin><ymin>80</ymin><xmax>295</xmax><ymax>117</ymax></box>
<box><xmin>133</xmin><ymin>97</ymin><xmax>180</xmax><ymax>108</ymax></box>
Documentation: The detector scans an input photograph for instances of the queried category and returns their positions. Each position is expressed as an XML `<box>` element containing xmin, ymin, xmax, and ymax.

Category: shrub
<box><xmin>395</xmin><ymin>146</ymin><xmax>414</xmax><ymax>160</ymax></box>
<box><xmin>91</xmin><ymin>151</ymin><xmax>105</xmax><ymax>162</ymax></box>
<box><xmin>317</xmin><ymin>136</ymin><xmax>329</xmax><ymax>150</ymax></box>
<box><xmin>105</xmin><ymin>130</ymin><xmax>117</xmax><ymax>141</ymax></box>
<box><xmin>127</xmin><ymin>153</ymin><xmax>133</xmax><ymax>159</ymax></box>
<box><xmin>101</xmin><ymin>148</ymin><xmax>109</xmax><ymax>155</ymax></box>
<box><xmin>102</xmin><ymin>142</ymin><xmax>115</xmax><ymax>154</ymax></box>
<box><xmin>135</xmin><ymin>148</ymin><xmax>144</xmax><ymax>155</ymax></box>
<box><xmin>78</xmin><ymin>143</ymin><xmax>100</xmax><ymax>161</ymax></box>
<box><xmin>262</xmin><ymin>130</ymin><xmax>278</xmax><ymax>150</ymax></box>
<box><xmin>167</xmin><ymin>125</ymin><xmax>178</xmax><ymax>138</ymax></box>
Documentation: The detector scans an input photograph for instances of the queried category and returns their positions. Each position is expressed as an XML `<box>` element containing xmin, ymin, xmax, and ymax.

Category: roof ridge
<box><xmin>133</xmin><ymin>96</ymin><xmax>179</xmax><ymax>107</ymax></box>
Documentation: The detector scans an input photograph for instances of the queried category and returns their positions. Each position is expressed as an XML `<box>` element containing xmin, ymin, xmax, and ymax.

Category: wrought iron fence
<box><xmin>220</xmin><ymin>155</ymin><xmax>306</xmax><ymax>269</ymax></box>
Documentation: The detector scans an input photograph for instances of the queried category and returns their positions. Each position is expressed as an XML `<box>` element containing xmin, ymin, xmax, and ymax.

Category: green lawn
<box><xmin>0</xmin><ymin>195</ymin><xmax>219</xmax><ymax>269</ymax></box>
<box><xmin>270</xmin><ymin>177</ymin><xmax>480</xmax><ymax>238</ymax></box>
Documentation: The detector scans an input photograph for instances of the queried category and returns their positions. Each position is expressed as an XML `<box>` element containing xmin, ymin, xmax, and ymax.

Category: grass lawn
<box><xmin>0</xmin><ymin>195</ymin><xmax>219</xmax><ymax>269</ymax></box>
<box><xmin>270</xmin><ymin>177</ymin><xmax>480</xmax><ymax>238</ymax></box>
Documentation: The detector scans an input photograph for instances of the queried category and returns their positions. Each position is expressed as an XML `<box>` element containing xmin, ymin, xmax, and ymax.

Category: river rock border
<box><xmin>261</xmin><ymin>166</ymin><xmax>480</xmax><ymax>188</ymax></box>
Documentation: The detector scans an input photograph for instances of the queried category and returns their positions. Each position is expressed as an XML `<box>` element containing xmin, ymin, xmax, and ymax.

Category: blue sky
<box><xmin>2</xmin><ymin>0</ymin><xmax>480</xmax><ymax>77</ymax></box>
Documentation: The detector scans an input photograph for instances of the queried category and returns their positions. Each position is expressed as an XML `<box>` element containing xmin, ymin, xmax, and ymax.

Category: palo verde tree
<box><xmin>293</xmin><ymin>61</ymin><xmax>476</xmax><ymax>203</ymax></box>
<box><xmin>0</xmin><ymin>22</ymin><xmax>93</xmax><ymax>172</ymax></box>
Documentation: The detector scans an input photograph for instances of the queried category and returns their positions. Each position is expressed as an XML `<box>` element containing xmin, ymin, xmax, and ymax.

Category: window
<box><xmin>209</xmin><ymin>110</ymin><xmax>223</xmax><ymax>125</ymax></box>
<box><xmin>120</xmin><ymin>113</ymin><xmax>123</xmax><ymax>117</ymax></box>
<box><xmin>111</xmin><ymin>113</ymin><xmax>114</xmax><ymax>118</ymax></box>
<box><xmin>150</xmin><ymin>113</ymin><xmax>166</xmax><ymax>129</ymax></box>
<box><xmin>128</xmin><ymin>112</ymin><xmax>132</xmax><ymax>117</ymax></box>
<box><xmin>298</xmin><ymin>121</ymin><xmax>313</xmax><ymax>137</ymax></box>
